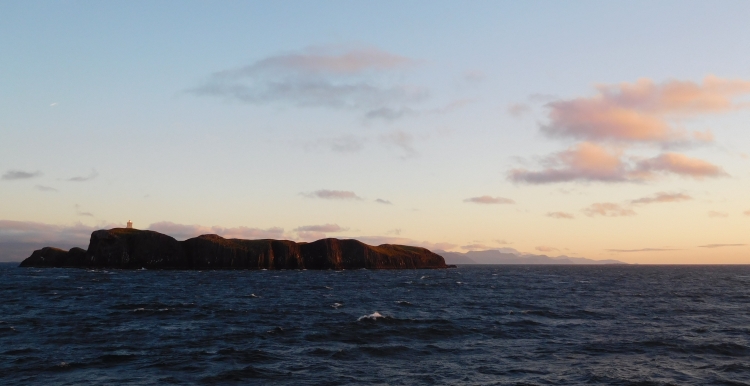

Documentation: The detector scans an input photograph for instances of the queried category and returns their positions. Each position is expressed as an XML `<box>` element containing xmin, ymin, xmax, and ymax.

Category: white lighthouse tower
<box><xmin>126</xmin><ymin>220</ymin><xmax>133</xmax><ymax>229</ymax></box>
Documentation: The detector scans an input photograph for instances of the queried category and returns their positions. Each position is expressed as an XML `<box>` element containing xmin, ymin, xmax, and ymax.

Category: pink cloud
<box><xmin>542</xmin><ymin>76</ymin><xmax>750</xmax><ymax>144</ymax></box>
<box><xmin>0</xmin><ymin>220</ymin><xmax>104</xmax><ymax>244</ymax></box>
<box><xmin>509</xmin><ymin>142</ymin><xmax>628</xmax><ymax>183</ymax></box>
<box><xmin>745</xmin><ymin>210</ymin><xmax>750</xmax><ymax>216</ymax></box>
<box><xmin>708</xmin><ymin>211</ymin><xmax>728</xmax><ymax>218</ymax></box>
<box><xmin>244</xmin><ymin>47</ymin><xmax>414</xmax><ymax>75</ymax></box>
<box><xmin>510</xmin><ymin>142</ymin><xmax>726</xmax><ymax>184</ymax></box>
<box><xmin>634</xmin><ymin>153</ymin><xmax>727</xmax><ymax>179</ymax></box>
<box><xmin>547</xmin><ymin>211</ymin><xmax>575</xmax><ymax>219</ymax></box>
<box><xmin>192</xmin><ymin>46</ymin><xmax>427</xmax><ymax>114</ymax></box>
<box><xmin>536</xmin><ymin>246</ymin><xmax>558</xmax><ymax>252</ymax></box>
<box><xmin>583</xmin><ymin>203</ymin><xmax>636</xmax><ymax>217</ymax></box>
<box><xmin>219</xmin><ymin>226</ymin><xmax>285</xmax><ymax>239</ymax></box>
<box><xmin>630</xmin><ymin>192</ymin><xmax>692</xmax><ymax>205</ymax></box>
<box><xmin>0</xmin><ymin>220</ymin><xmax>121</xmax><ymax>261</ymax></box>
<box><xmin>463</xmin><ymin>196</ymin><xmax>515</xmax><ymax>204</ymax></box>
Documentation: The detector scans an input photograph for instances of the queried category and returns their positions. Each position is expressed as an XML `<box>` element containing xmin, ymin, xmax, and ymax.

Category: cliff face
<box><xmin>19</xmin><ymin>228</ymin><xmax>451</xmax><ymax>270</ymax></box>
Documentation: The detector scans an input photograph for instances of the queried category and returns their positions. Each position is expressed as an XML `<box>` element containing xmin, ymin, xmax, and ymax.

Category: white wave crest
<box><xmin>358</xmin><ymin>311</ymin><xmax>386</xmax><ymax>321</ymax></box>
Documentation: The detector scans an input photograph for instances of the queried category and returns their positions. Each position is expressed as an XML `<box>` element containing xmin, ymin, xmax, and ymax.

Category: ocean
<box><xmin>1</xmin><ymin>263</ymin><xmax>749</xmax><ymax>385</ymax></box>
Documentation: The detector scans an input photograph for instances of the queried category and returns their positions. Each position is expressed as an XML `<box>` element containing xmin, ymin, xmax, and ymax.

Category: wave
<box><xmin>358</xmin><ymin>311</ymin><xmax>388</xmax><ymax>321</ymax></box>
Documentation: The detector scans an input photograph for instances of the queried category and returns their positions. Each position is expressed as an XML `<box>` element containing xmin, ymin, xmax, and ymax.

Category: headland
<box><xmin>19</xmin><ymin>228</ymin><xmax>452</xmax><ymax>270</ymax></box>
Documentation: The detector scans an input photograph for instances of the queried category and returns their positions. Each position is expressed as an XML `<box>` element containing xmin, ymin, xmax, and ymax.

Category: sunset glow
<box><xmin>1</xmin><ymin>1</ymin><xmax>749</xmax><ymax>264</ymax></box>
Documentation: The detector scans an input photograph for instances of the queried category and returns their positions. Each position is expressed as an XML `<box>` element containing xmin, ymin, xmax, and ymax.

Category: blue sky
<box><xmin>2</xmin><ymin>1</ymin><xmax>750</xmax><ymax>263</ymax></box>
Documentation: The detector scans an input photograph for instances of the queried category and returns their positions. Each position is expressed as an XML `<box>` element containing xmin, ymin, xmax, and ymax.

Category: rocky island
<box><xmin>19</xmin><ymin>228</ymin><xmax>452</xmax><ymax>270</ymax></box>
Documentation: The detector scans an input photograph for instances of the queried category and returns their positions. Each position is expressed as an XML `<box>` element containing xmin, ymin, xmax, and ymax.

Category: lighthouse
<box><xmin>126</xmin><ymin>220</ymin><xmax>133</xmax><ymax>229</ymax></box>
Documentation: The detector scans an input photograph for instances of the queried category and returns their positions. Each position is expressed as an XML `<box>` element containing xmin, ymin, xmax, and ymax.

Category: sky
<box><xmin>1</xmin><ymin>0</ymin><xmax>749</xmax><ymax>263</ymax></box>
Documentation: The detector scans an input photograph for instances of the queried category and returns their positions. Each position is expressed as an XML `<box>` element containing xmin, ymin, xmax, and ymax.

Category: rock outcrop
<box><xmin>19</xmin><ymin>228</ymin><xmax>452</xmax><ymax>270</ymax></box>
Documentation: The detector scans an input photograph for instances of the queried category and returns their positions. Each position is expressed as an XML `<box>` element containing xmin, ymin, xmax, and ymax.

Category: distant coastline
<box><xmin>437</xmin><ymin>249</ymin><xmax>625</xmax><ymax>265</ymax></box>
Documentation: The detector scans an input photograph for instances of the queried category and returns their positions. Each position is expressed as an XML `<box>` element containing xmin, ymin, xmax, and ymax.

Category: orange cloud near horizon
<box><xmin>510</xmin><ymin>142</ymin><xmax>726</xmax><ymax>184</ymax></box>
<box><xmin>583</xmin><ymin>203</ymin><xmax>636</xmax><ymax>217</ymax></box>
<box><xmin>630</xmin><ymin>192</ymin><xmax>692</xmax><ymax>205</ymax></box>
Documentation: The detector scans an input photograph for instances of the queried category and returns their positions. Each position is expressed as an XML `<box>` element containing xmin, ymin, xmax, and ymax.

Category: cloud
<box><xmin>463</xmin><ymin>70</ymin><xmax>485</xmax><ymax>83</ymax></box>
<box><xmin>494</xmin><ymin>239</ymin><xmax>511</xmax><ymax>245</ymax></box>
<box><xmin>509</xmin><ymin>142</ymin><xmax>726</xmax><ymax>184</ymax></box>
<box><xmin>188</xmin><ymin>47</ymin><xmax>427</xmax><ymax>113</ymax></box>
<box><xmin>75</xmin><ymin>204</ymin><xmax>94</xmax><ymax>217</ymax></box>
<box><xmin>698</xmin><ymin>243</ymin><xmax>745</xmax><ymax>248</ymax></box>
<box><xmin>296</xmin><ymin>231</ymin><xmax>328</xmax><ymax>241</ymax></box>
<box><xmin>0</xmin><ymin>220</ymin><xmax>118</xmax><ymax>261</ymax></box>
<box><xmin>631</xmin><ymin>192</ymin><xmax>692</xmax><ymax>205</ymax></box>
<box><xmin>509</xmin><ymin>142</ymin><xmax>627</xmax><ymax>183</ymax></box>
<box><xmin>374</xmin><ymin>198</ymin><xmax>393</xmax><ymax>205</ymax></box>
<box><xmin>293</xmin><ymin>225</ymin><xmax>353</xmax><ymax>240</ymax></box>
<box><xmin>2</xmin><ymin>170</ymin><xmax>42</xmax><ymax>180</ymax></box>
<box><xmin>380</xmin><ymin>130</ymin><xmax>417</xmax><ymax>158</ymax></box>
<box><xmin>302</xmin><ymin>189</ymin><xmax>362</xmax><ymax>200</ymax></box>
<box><xmin>301</xmin><ymin>136</ymin><xmax>366</xmax><ymax>153</ymax></box>
<box><xmin>329</xmin><ymin>137</ymin><xmax>365</xmax><ymax>153</ymax></box>
<box><xmin>542</xmin><ymin>76</ymin><xmax>750</xmax><ymax>144</ymax></box>
<box><xmin>583</xmin><ymin>202</ymin><xmax>636</xmax><ymax>217</ymax></box>
<box><xmin>507</xmin><ymin>103</ymin><xmax>530</xmax><ymax>117</ymax></box>
<box><xmin>547</xmin><ymin>211</ymin><xmax>575</xmax><ymax>219</ymax></box>
<box><xmin>463</xmin><ymin>196</ymin><xmax>515</xmax><ymax>204</ymax></box>
<box><xmin>536</xmin><ymin>246</ymin><xmax>558</xmax><ymax>252</ymax></box>
<box><xmin>148</xmin><ymin>221</ymin><xmax>284</xmax><ymax>241</ymax></box>
<box><xmin>509</xmin><ymin>76</ymin><xmax>745</xmax><ymax>185</ymax></box>
<box><xmin>365</xmin><ymin>98</ymin><xmax>472</xmax><ymax>121</ymax></box>
<box><xmin>222</xmin><ymin>47</ymin><xmax>414</xmax><ymax>75</ymax></box>
<box><xmin>365</xmin><ymin>107</ymin><xmax>416</xmax><ymax>121</ymax></box>
<box><xmin>634</xmin><ymin>153</ymin><xmax>727</xmax><ymax>179</ymax></box>
<box><xmin>386</xmin><ymin>228</ymin><xmax>401</xmax><ymax>235</ymax></box>
<box><xmin>35</xmin><ymin>185</ymin><xmax>58</xmax><ymax>192</ymax></box>
<box><xmin>67</xmin><ymin>169</ymin><xmax>98</xmax><ymax>182</ymax></box>
<box><xmin>427</xmin><ymin>99</ymin><xmax>474</xmax><ymax>115</ymax></box>
<box><xmin>294</xmin><ymin>224</ymin><xmax>348</xmax><ymax>233</ymax></box>
<box><xmin>0</xmin><ymin>220</ymin><xmax>97</xmax><ymax>245</ymax></box>
<box><xmin>708</xmin><ymin>211</ymin><xmax>728</xmax><ymax>218</ymax></box>
<box><xmin>302</xmin><ymin>135</ymin><xmax>367</xmax><ymax>153</ymax></box>
<box><xmin>745</xmin><ymin>210</ymin><xmax>750</xmax><ymax>216</ymax></box>
<box><xmin>607</xmin><ymin>248</ymin><xmax>679</xmax><ymax>253</ymax></box>
<box><xmin>461</xmin><ymin>243</ymin><xmax>492</xmax><ymax>250</ymax></box>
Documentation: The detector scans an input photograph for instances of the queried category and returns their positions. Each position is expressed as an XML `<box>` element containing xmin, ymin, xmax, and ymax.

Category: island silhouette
<box><xmin>19</xmin><ymin>228</ymin><xmax>452</xmax><ymax>270</ymax></box>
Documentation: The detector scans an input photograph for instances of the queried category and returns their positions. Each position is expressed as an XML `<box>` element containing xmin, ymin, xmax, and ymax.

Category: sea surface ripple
<box><xmin>1</xmin><ymin>263</ymin><xmax>749</xmax><ymax>385</ymax></box>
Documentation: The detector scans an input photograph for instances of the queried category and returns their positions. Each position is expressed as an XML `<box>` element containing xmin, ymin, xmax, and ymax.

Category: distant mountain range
<box><xmin>435</xmin><ymin>249</ymin><xmax>625</xmax><ymax>265</ymax></box>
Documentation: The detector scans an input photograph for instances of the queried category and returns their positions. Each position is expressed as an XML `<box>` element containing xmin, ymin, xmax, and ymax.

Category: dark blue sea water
<box><xmin>2</xmin><ymin>263</ymin><xmax>750</xmax><ymax>385</ymax></box>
